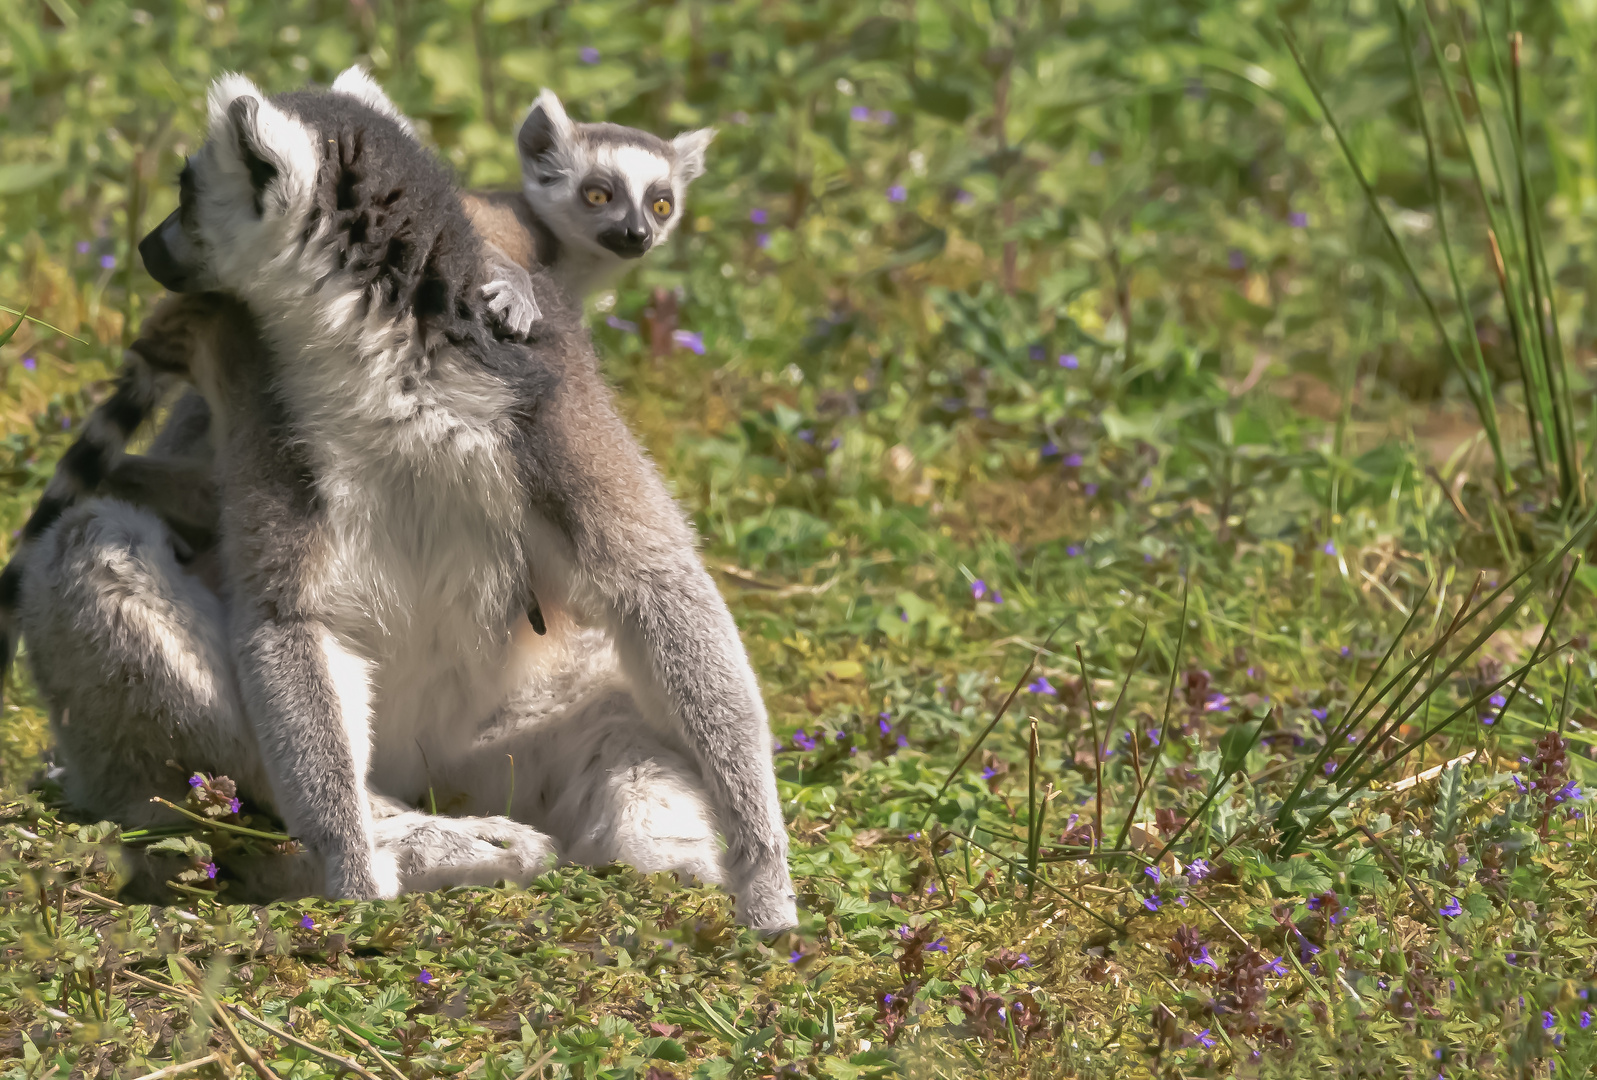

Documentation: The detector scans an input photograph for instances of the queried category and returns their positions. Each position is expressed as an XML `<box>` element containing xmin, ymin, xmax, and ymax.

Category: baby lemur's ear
<box><xmin>330</xmin><ymin>66</ymin><xmax>417</xmax><ymax>138</ymax></box>
<box><xmin>517</xmin><ymin>90</ymin><xmax>578</xmax><ymax>184</ymax></box>
<box><xmin>671</xmin><ymin>127</ymin><xmax>715</xmax><ymax>184</ymax></box>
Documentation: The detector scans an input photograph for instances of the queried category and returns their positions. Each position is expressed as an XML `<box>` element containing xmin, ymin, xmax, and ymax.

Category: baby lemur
<box><xmin>6</xmin><ymin>73</ymin><xmax>794</xmax><ymax>928</ymax></box>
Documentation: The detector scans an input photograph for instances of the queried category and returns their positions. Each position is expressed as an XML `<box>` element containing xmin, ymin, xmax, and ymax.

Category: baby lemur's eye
<box><xmin>652</xmin><ymin>198</ymin><xmax>672</xmax><ymax>217</ymax></box>
<box><xmin>584</xmin><ymin>187</ymin><xmax>611</xmax><ymax>206</ymax></box>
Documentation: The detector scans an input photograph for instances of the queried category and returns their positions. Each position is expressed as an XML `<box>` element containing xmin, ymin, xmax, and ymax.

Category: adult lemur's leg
<box><xmin>17</xmin><ymin>498</ymin><xmax>267</xmax><ymax>826</ymax></box>
<box><xmin>518</xmin><ymin>374</ymin><xmax>796</xmax><ymax>930</ymax></box>
<box><xmin>461</xmin><ymin>627</ymin><xmax>725</xmax><ymax>888</ymax></box>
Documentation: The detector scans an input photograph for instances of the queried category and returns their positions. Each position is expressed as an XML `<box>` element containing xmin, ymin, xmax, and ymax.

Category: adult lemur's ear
<box><xmin>331</xmin><ymin>66</ymin><xmax>418</xmax><ymax>139</ymax></box>
<box><xmin>207</xmin><ymin>73</ymin><xmax>317</xmax><ymax>218</ymax></box>
<box><xmin>517</xmin><ymin>89</ymin><xmax>578</xmax><ymax>183</ymax></box>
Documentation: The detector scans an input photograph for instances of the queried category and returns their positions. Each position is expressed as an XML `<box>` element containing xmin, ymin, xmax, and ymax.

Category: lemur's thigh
<box><xmin>17</xmin><ymin>498</ymin><xmax>268</xmax><ymax>826</ymax></box>
<box><xmin>469</xmin><ymin>660</ymin><xmax>725</xmax><ymax>886</ymax></box>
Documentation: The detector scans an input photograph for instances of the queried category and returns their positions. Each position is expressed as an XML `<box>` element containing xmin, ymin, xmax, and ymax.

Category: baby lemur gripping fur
<box><xmin>12</xmin><ymin>74</ymin><xmax>794</xmax><ymax>928</ymax></box>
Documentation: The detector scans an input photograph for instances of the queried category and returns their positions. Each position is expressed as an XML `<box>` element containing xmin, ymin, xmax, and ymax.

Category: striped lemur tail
<box><xmin>0</xmin><ymin>331</ymin><xmax>192</xmax><ymax>705</ymax></box>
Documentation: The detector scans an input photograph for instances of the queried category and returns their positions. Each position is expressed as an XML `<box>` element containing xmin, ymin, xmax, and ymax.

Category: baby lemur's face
<box><xmin>517</xmin><ymin>90</ymin><xmax>713</xmax><ymax>264</ymax></box>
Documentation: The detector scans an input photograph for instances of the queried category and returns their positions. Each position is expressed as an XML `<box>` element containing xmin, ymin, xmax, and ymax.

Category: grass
<box><xmin>5</xmin><ymin>0</ymin><xmax>1597</xmax><ymax>1076</ymax></box>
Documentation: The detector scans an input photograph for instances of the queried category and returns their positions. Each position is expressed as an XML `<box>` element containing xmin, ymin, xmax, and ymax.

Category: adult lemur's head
<box><xmin>517</xmin><ymin>90</ymin><xmax>713</xmax><ymax>263</ymax></box>
<box><xmin>139</xmin><ymin>68</ymin><xmax>488</xmax><ymax>340</ymax></box>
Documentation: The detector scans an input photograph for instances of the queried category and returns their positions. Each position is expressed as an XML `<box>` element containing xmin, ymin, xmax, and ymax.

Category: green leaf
<box><xmin>1219</xmin><ymin>720</ymin><xmax>1264</xmax><ymax>777</ymax></box>
<box><xmin>0</xmin><ymin>162</ymin><xmax>63</xmax><ymax>195</ymax></box>
<box><xmin>911</xmin><ymin>79</ymin><xmax>972</xmax><ymax>122</ymax></box>
<box><xmin>1269</xmin><ymin>856</ymin><xmax>1333</xmax><ymax>897</ymax></box>
<box><xmin>0</xmin><ymin>308</ymin><xmax>26</xmax><ymax>349</ymax></box>
<box><xmin>1435</xmin><ymin>760</ymin><xmax>1466</xmax><ymax>846</ymax></box>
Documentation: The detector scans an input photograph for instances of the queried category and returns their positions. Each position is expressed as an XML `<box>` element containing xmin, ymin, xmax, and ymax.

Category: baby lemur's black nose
<box><xmin>598</xmin><ymin>225</ymin><xmax>651</xmax><ymax>259</ymax></box>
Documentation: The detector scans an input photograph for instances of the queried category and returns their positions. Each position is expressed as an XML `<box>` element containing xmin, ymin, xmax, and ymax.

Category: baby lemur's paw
<box><xmin>482</xmin><ymin>263</ymin><xmax>541</xmax><ymax>340</ymax></box>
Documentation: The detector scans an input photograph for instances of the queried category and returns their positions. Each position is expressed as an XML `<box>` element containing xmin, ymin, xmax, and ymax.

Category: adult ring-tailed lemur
<box><xmin>9</xmin><ymin>74</ymin><xmax>796</xmax><ymax>930</ymax></box>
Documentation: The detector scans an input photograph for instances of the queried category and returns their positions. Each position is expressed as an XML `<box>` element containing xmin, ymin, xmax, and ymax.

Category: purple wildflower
<box><xmin>798</xmin><ymin>429</ymin><xmax>814</xmax><ymax>443</ymax></box>
<box><xmin>1059</xmin><ymin>353</ymin><xmax>1079</xmax><ymax>369</ymax></box>
<box><xmin>1269</xmin><ymin>956</ymin><xmax>1288</xmax><ymax>976</ymax></box>
<box><xmin>971</xmin><ymin>579</ymin><xmax>988</xmax><ymax>600</ymax></box>
<box><xmin>749</xmin><ymin>208</ymin><xmax>768</xmax><ymax>225</ymax></box>
<box><xmin>1544</xmin><ymin>1011</ymin><xmax>1556</xmax><ymax>1031</ymax></box>
<box><xmin>100</xmin><ymin>254</ymin><xmax>117</xmax><ymax>269</ymax></box>
<box><xmin>1144</xmin><ymin>866</ymin><xmax>1161</xmax><ymax>885</ymax></box>
<box><xmin>1289</xmin><ymin>212</ymin><xmax>1308</xmax><ymax>228</ymax></box>
<box><xmin>671</xmin><ymin>329</ymin><xmax>705</xmax><ymax>355</ymax></box>
<box><xmin>896</xmin><ymin>734</ymin><xmax>909</xmax><ymax>748</ymax></box>
<box><xmin>1513</xmin><ymin>775</ymin><xmax>1527</xmax><ymax>793</ymax></box>
<box><xmin>887</xmin><ymin>185</ymin><xmax>907</xmax><ymax>203</ymax></box>
<box><xmin>579</xmin><ymin>47</ymin><xmax>600</xmax><ymax>64</ymax></box>
<box><xmin>605</xmin><ymin>315</ymin><xmax>637</xmax><ymax>333</ymax></box>
<box><xmin>1440</xmin><ymin>896</ymin><xmax>1462</xmax><ymax>917</ymax></box>
<box><xmin>1191</xmin><ymin>945</ymin><xmax>1218</xmax><ymax>970</ymax></box>
<box><xmin>1324</xmin><ymin>760</ymin><xmax>1337</xmax><ymax>776</ymax></box>
<box><xmin>1195</xmin><ymin>1028</ymin><xmax>1216</xmax><ymax>1049</ymax></box>
<box><xmin>229</xmin><ymin>797</ymin><xmax>241</xmax><ymax>814</ymax></box>
<box><xmin>1310</xmin><ymin>708</ymin><xmax>1328</xmax><ymax>721</ymax></box>
<box><xmin>1028</xmin><ymin>676</ymin><xmax>1055</xmax><ymax>695</ymax></box>
<box><xmin>1554</xmin><ymin>780</ymin><xmax>1581</xmax><ymax>803</ymax></box>
<box><xmin>927</xmin><ymin>938</ymin><xmax>948</xmax><ymax>952</ymax></box>
<box><xmin>1041</xmin><ymin>441</ymin><xmax>1060</xmax><ymax>457</ymax></box>
<box><xmin>1228</xmin><ymin>249</ymin><xmax>1246</xmax><ymax>270</ymax></box>
<box><xmin>417</xmin><ymin>969</ymin><xmax>433</xmax><ymax>985</ymax></box>
<box><xmin>873</xmin><ymin>110</ymin><xmax>895</xmax><ymax>125</ymax></box>
<box><xmin>1489</xmin><ymin>694</ymin><xmax>1507</xmax><ymax>708</ymax></box>
<box><xmin>61</xmin><ymin>416</ymin><xmax>70</xmax><ymax>430</ymax></box>
<box><xmin>1064</xmin><ymin>453</ymin><xmax>1083</xmax><ymax>468</ymax></box>
<box><xmin>789</xmin><ymin>949</ymin><xmax>804</xmax><ymax>963</ymax></box>
<box><xmin>850</xmin><ymin>105</ymin><xmax>871</xmax><ymax>122</ymax></box>
<box><xmin>189</xmin><ymin>774</ymin><xmax>204</xmax><ymax>788</ymax></box>
<box><xmin>954</xmin><ymin>189</ymin><xmax>975</xmax><ymax>204</ymax></box>
<box><xmin>1186</xmin><ymin>858</ymin><xmax>1212</xmax><ymax>881</ymax></box>
<box><xmin>1322</xmin><ymin>541</ymin><xmax>1336</xmax><ymax>556</ymax></box>
<box><xmin>1029</xmin><ymin>345</ymin><xmax>1044</xmax><ymax>361</ymax></box>
<box><xmin>756</xmin><ymin>232</ymin><xmax>771</xmax><ymax>249</ymax></box>
<box><xmin>878</xmin><ymin>713</ymin><xmax>892</xmax><ymax>735</ymax></box>
<box><xmin>1066</xmin><ymin>544</ymin><xmax>1082</xmax><ymax>558</ymax></box>
<box><xmin>1582</xmin><ymin>1012</ymin><xmax>1592</xmax><ymax>1029</ymax></box>
<box><xmin>1340</xmin><ymin>646</ymin><xmax>1351</xmax><ymax>657</ymax></box>
<box><xmin>22</xmin><ymin>356</ymin><xmax>36</xmax><ymax>372</ymax></box>
<box><xmin>300</xmin><ymin>915</ymin><xmax>315</xmax><ymax>930</ymax></box>
<box><xmin>76</xmin><ymin>241</ymin><xmax>91</xmax><ymax>254</ymax></box>
<box><xmin>792</xmin><ymin>730</ymin><xmax>817</xmax><ymax>752</ymax></box>
<box><xmin>1143</xmin><ymin>895</ymin><xmax>1162</xmax><ymax>912</ymax></box>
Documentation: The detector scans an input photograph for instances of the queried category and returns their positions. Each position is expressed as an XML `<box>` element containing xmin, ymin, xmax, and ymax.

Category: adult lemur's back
<box><xmin>74</xmin><ymin>75</ymin><xmax>795</xmax><ymax>927</ymax></box>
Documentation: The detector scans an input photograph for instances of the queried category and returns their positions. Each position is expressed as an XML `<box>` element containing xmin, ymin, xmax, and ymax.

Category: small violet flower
<box><xmin>100</xmin><ymin>254</ymin><xmax>117</xmax><ymax>269</ymax></box>
<box><xmin>605</xmin><ymin>315</ymin><xmax>638</xmax><ymax>333</ymax></box>
<box><xmin>1195</xmin><ymin>1028</ymin><xmax>1216</xmax><ymax>1049</ymax></box>
<box><xmin>1228</xmin><ymin>249</ymin><xmax>1246</xmax><ymax>270</ymax></box>
<box><xmin>22</xmin><ymin>356</ymin><xmax>36</xmax><ymax>372</ymax></box>
<box><xmin>887</xmin><ymin>185</ymin><xmax>907</xmax><ymax>203</ymax></box>
<box><xmin>579</xmin><ymin>47</ymin><xmax>600</xmax><ymax>64</ymax></box>
<box><xmin>300</xmin><ymin>915</ymin><xmax>315</xmax><ymax>930</ymax></box>
<box><xmin>416</xmin><ymin>969</ymin><xmax>433</xmax><ymax>985</ymax></box>
<box><xmin>76</xmin><ymin>241</ymin><xmax>91</xmax><ymax>254</ymax></box>
<box><xmin>850</xmin><ymin>105</ymin><xmax>871</xmax><ymax>122</ymax></box>
<box><xmin>1059</xmin><ymin>353</ymin><xmax>1079</xmax><ymax>369</ymax></box>
<box><xmin>1028</xmin><ymin>676</ymin><xmax>1055</xmax><ymax>695</ymax></box>
<box><xmin>749</xmin><ymin>208</ymin><xmax>768</xmax><ymax>225</ymax></box>
<box><xmin>1143</xmin><ymin>895</ymin><xmax>1162</xmax><ymax>912</ymax></box>
<box><xmin>1289</xmin><ymin>212</ymin><xmax>1308</xmax><ymax>228</ymax></box>
<box><xmin>671</xmin><ymin>329</ymin><xmax>705</xmax><ymax>355</ymax></box>
<box><xmin>792</xmin><ymin>730</ymin><xmax>817</xmax><ymax>752</ymax></box>
<box><xmin>1440</xmin><ymin>897</ymin><xmax>1463</xmax><ymax>918</ymax></box>
<box><xmin>189</xmin><ymin>774</ymin><xmax>204</xmax><ymax>788</ymax></box>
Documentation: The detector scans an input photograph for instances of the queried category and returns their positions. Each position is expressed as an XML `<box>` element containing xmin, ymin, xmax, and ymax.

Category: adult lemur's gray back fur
<box><xmin>23</xmin><ymin>74</ymin><xmax>795</xmax><ymax>928</ymax></box>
